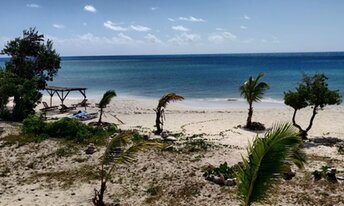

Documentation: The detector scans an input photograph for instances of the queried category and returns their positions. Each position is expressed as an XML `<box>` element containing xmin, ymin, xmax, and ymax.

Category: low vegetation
<box><xmin>92</xmin><ymin>131</ymin><xmax>162</xmax><ymax>206</ymax></box>
<box><xmin>236</xmin><ymin>123</ymin><xmax>306</xmax><ymax>206</ymax></box>
<box><xmin>22</xmin><ymin>114</ymin><xmax>117</xmax><ymax>144</ymax></box>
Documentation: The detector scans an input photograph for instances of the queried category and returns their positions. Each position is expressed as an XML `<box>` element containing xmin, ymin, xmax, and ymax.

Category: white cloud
<box><xmin>168</xmin><ymin>18</ymin><xmax>176</xmax><ymax>22</ymax></box>
<box><xmin>26</xmin><ymin>3</ymin><xmax>40</xmax><ymax>8</ymax></box>
<box><xmin>117</xmin><ymin>33</ymin><xmax>133</xmax><ymax>41</ymax></box>
<box><xmin>78</xmin><ymin>33</ymin><xmax>98</xmax><ymax>41</ymax></box>
<box><xmin>172</xmin><ymin>25</ymin><xmax>189</xmax><ymax>32</ymax></box>
<box><xmin>169</xmin><ymin>33</ymin><xmax>201</xmax><ymax>44</ymax></box>
<box><xmin>145</xmin><ymin>34</ymin><xmax>162</xmax><ymax>43</ymax></box>
<box><xmin>222</xmin><ymin>32</ymin><xmax>237</xmax><ymax>40</ymax></box>
<box><xmin>84</xmin><ymin>5</ymin><xmax>96</xmax><ymax>13</ymax></box>
<box><xmin>208</xmin><ymin>35</ymin><xmax>224</xmax><ymax>43</ymax></box>
<box><xmin>208</xmin><ymin>32</ymin><xmax>237</xmax><ymax>43</ymax></box>
<box><xmin>179</xmin><ymin>16</ymin><xmax>205</xmax><ymax>22</ymax></box>
<box><xmin>53</xmin><ymin>24</ymin><xmax>65</xmax><ymax>29</ymax></box>
<box><xmin>240</xmin><ymin>25</ymin><xmax>247</xmax><ymax>30</ymax></box>
<box><xmin>244</xmin><ymin>15</ymin><xmax>250</xmax><ymax>20</ymax></box>
<box><xmin>150</xmin><ymin>7</ymin><xmax>158</xmax><ymax>11</ymax></box>
<box><xmin>216</xmin><ymin>28</ymin><xmax>225</xmax><ymax>31</ymax></box>
<box><xmin>104</xmin><ymin>20</ymin><xmax>128</xmax><ymax>31</ymax></box>
<box><xmin>130</xmin><ymin>25</ymin><xmax>151</xmax><ymax>32</ymax></box>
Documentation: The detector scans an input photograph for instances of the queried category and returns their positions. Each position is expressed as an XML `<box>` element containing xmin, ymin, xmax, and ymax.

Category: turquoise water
<box><xmin>1</xmin><ymin>52</ymin><xmax>344</xmax><ymax>102</ymax></box>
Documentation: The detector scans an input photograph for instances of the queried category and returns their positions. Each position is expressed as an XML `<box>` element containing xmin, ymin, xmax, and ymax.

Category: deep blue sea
<box><xmin>1</xmin><ymin>52</ymin><xmax>344</xmax><ymax>102</ymax></box>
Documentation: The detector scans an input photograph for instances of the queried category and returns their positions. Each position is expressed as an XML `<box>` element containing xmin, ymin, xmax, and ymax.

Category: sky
<box><xmin>1</xmin><ymin>0</ymin><xmax>344</xmax><ymax>56</ymax></box>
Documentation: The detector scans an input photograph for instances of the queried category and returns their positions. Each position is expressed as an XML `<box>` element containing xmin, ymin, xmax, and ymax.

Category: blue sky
<box><xmin>1</xmin><ymin>0</ymin><xmax>344</xmax><ymax>56</ymax></box>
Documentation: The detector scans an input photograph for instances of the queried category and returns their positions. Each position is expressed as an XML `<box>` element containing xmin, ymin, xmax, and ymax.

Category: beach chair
<box><xmin>40</xmin><ymin>102</ymin><xmax>59</xmax><ymax>112</ymax></box>
<box><xmin>59</xmin><ymin>104</ymin><xmax>77</xmax><ymax>113</ymax></box>
<box><xmin>72</xmin><ymin>99</ymin><xmax>91</xmax><ymax>107</ymax></box>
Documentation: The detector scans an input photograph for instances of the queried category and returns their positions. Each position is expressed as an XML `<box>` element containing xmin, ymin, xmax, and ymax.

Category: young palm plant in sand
<box><xmin>240</xmin><ymin>73</ymin><xmax>269</xmax><ymax>130</ymax></box>
<box><xmin>236</xmin><ymin>123</ymin><xmax>306</xmax><ymax>206</ymax></box>
<box><xmin>97</xmin><ymin>90</ymin><xmax>116</xmax><ymax>125</ymax></box>
<box><xmin>92</xmin><ymin>131</ymin><xmax>162</xmax><ymax>206</ymax></box>
<box><xmin>154</xmin><ymin>92</ymin><xmax>184</xmax><ymax>135</ymax></box>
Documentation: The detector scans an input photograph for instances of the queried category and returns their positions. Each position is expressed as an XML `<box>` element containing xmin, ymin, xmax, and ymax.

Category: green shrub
<box><xmin>46</xmin><ymin>117</ymin><xmax>92</xmax><ymax>140</ymax></box>
<box><xmin>203</xmin><ymin>162</ymin><xmax>242</xmax><ymax>180</ymax></box>
<box><xmin>22</xmin><ymin>114</ymin><xmax>47</xmax><ymax>134</ymax></box>
<box><xmin>21</xmin><ymin>116</ymin><xmax>117</xmax><ymax>143</ymax></box>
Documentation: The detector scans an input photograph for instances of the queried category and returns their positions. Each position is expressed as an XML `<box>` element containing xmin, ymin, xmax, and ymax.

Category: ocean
<box><xmin>1</xmin><ymin>52</ymin><xmax>344</xmax><ymax>104</ymax></box>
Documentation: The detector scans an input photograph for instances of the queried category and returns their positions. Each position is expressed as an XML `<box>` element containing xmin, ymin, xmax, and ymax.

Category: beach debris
<box><xmin>312</xmin><ymin>166</ymin><xmax>339</xmax><ymax>183</ymax></box>
<box><xmin>337</xmin><ymin>142</ymin><xmax>344</xmax><ymax>154</ymax></box>
<box><xmin>160</xmin><ymin>131</ymin><xmax>169</xmax><ymax>139</ymax></box>
<box><xmin>203</xmin><ymin>162</ymin><xmax>241</xmax><ymax>186</ymax></box>
<box><xmin>165</xmin><ymin>136</ymin><xmax>177</xmax><ymax>141</ymax></box>
<box><xmin>245</xmin><ymin>122</ymin><xmax>266</xmax><ymax>131</ymax></box>
<box><xmin>282</xmin><ymin>165</ymin><xmax>296</xmax><ymax>180</ymax></box>
<box><xmin>85</xmin><ymin>143</ymin><xmax>97</xmax><ymax>154</ymax></box>
<box><xmin>326</xmin><ymin>168</ymin><xmax>338</xmax><ymax>183</ymax></box>
<box><xmin>311</xmin><ymin>137</ymin><xmax>343</xmax><ymax>146</ymax></box>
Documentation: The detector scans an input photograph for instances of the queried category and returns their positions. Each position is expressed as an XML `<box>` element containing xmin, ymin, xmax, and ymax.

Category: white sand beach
<box><xmin>0</xmin><ymin>96</ymin><xmax>343</xmax><ymax>205</ymax></box>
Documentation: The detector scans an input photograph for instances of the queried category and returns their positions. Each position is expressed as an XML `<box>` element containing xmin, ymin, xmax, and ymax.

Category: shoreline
<box><xmin>42</xmin><ymin>93</ymin><xmax>287</xmax><ymax>110</ymax></box>
<box><xmin>1</xmin><ymin>94</ymin><xmax>343</xmax><ymax>205</ymax></box>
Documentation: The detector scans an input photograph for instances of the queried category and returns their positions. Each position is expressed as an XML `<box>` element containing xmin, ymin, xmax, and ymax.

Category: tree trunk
<box><xmin>246</xmin><ymin>103</ymin><xmax>253</xmax><ymax>128</ymax></box>
<box><xmin>93</xmin><ymin>181</ymin><xmax>106</xmax><ymax>206</ymax></box>
<box><xmin>291</xmin><ymin>108</ymin><xmax>317</xmax><ymax>140</ymax></box>
<box><xmin>155</xmin><ymin>107</ymin><xmax>162</xmax><ymax>135</ymax></box>
<box><xmin>98</xmin><ymin>108</ymin><xmax>103</xmax><ymax>124</ymax></box>
<box><xmin>305</xmin><ymin>105</ymin><xmax>318</xmax><ymax>133</ymax></box>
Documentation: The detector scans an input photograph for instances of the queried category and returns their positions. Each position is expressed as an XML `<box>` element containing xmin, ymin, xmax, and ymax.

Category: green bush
<box><xmin>203</xmin><ymin>162</ymin><xmax>242</xmax><ymax>180</ymax></box>
<box><xmin>22</xmin><ymin>114</ymin><xmax>47</xmax><ymax>135</ymax></box>
<box><xmin>46</xmin><ymin>117</ymin><xmax>92</xmax><ymax>141</ymax></box>
<box><xmin>21</xmin><ymin>115</ymin><xmax>117</xmax><ymax>143</ymax></box>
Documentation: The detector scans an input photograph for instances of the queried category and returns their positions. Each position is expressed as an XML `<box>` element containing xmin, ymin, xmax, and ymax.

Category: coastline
<box><xmin>1</xmin><ymin>94</ymin><xmax>343</xmax><ymax>205</ymax></box>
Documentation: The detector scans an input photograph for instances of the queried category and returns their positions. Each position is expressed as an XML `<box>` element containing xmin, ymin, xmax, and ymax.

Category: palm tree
<box><xmin>97</xmin><ymin>90</ymin><xmax>116</xmax><ymax>125</ymax></box>
<box><xmin>236</xmin><ymin>123</ymin><xmax>306</xmax><ymax>206</ymax></box>
<box><xmin>154</xmin><ymin>92</ymin><xmax>184</xmax><ymax>135</ymax></box>
<box><xmin>240</xmin><ymin>73</ymin><xmax>269</xmax><ymax>128</ymax></box>
<box><xmin>92</xmin><ymin>131</ymin><xmax>162</xmax><ymax>206</ymax></box>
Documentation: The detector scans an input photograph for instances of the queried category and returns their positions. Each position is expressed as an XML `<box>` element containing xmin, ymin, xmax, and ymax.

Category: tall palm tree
<box><xmin>155</xmin><ymin>92</ymin><xmax>184</xmax><ymax>135</ymax></box>
<box><xmin>97</xmin><ymin>90</ymin><xmax>116</xmax><ymax>124</ymax></box>
<box><xmin>240</xmin><ymin>73</ymin><xmax>269</xmax><ymax>128</ymax></box>
<box><xmin>92</xmin><ymin>131</ymin><xmax>162</xmax><ymax>206</ymax></box>
<box><xmin>236</xmin><ymin>123</ymin><xmax>306</xmax><ymax>206</ymax></box>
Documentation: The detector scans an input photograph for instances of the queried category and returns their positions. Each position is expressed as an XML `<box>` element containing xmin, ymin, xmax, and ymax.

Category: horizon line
<box><xmin>1</xmin><ymin>50</ymin><xmax>344</xmax><ymax>59</ymax></box>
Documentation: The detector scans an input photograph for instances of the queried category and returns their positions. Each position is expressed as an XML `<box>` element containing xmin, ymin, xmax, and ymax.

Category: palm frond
<box><xmin>102</xmin><ymin>131</ymin><xmax>163</xmax><ymax>165</ymax></box>
<box><xmin>240</xmin><ymin>73</ymin><xmax>269</xmax><ymax>104</ymax></box>
<box><xmin>158</xmin><ymin>92</ymin><xmax>184</xmax><ymax>108</ymax></box>
<box><xmin>236</xmin><ymin>123</ymin><xmax>306</xmax><ymax>206</ymax></box>
<box><xmin>102</xmin><ymin>131</ymin><xmax>132</xmax><ymax>165</ymax></box>
<box><xmin>115</xmin><ymin>141</ymin><xmax>163</xmax><ymax>164</ymax></box>
<box><xmin>99</xmin><ymin>90</ymin><xmax>116</xmax><ymax>109</ymax></box>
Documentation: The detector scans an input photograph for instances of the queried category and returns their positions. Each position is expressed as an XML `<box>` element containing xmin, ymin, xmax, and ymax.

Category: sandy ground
<box><xmin>0</xmin><ymin>96</ymin><xmax>343</xmax><ymax>206</ymax></box>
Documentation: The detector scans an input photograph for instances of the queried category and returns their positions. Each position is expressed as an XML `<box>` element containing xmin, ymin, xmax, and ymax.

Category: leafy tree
<box><xmin>0</xmin><ymin>28</ymin><xmax>60</xmax><ymax>121</ymax></box>
<box><xmin>92</xmin><ymin>131</ymin><xmax>162</xmax><ymax>206</ymax></box>
<box><xmin>0</xmin><ymin>71</ymin><xmax>17</xmax><ymax>115</ymax></box>
<box><xmin>12</xmin><ymin>78</ymin><xmax>42</xmax><ymax>121</ymax></box>
<box><xmin>154</xmin><ymin>92</ymin><xmax>184</xmax><ymax>135</ymax></box>
<box><xmin>97</xmin><ymin>90</ymin><xmax>116</xmax><ymax>125</ymax></box>
<box><xmin>236</xmin><ymin>123</ymin><xmax>306</xmax><ymax>206</ymax></box>
<box><xmin>240</xmin><ymin>73</ymin><xmax>269</xmax><ymax>129</ymax></box>
<box><xmin>1</xmin><ymin>27</ymin><xmax>61</xmax><ymax>89</ymax></box>
<box><xmin>0</xmin><ymin>71</ymin><xmax>41</xmax><ymax>121</ymax></box>
<box><xmin>284</xmin><ymin>73</ymin><xmax>341</xmax><ymax>139</ymax></box>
